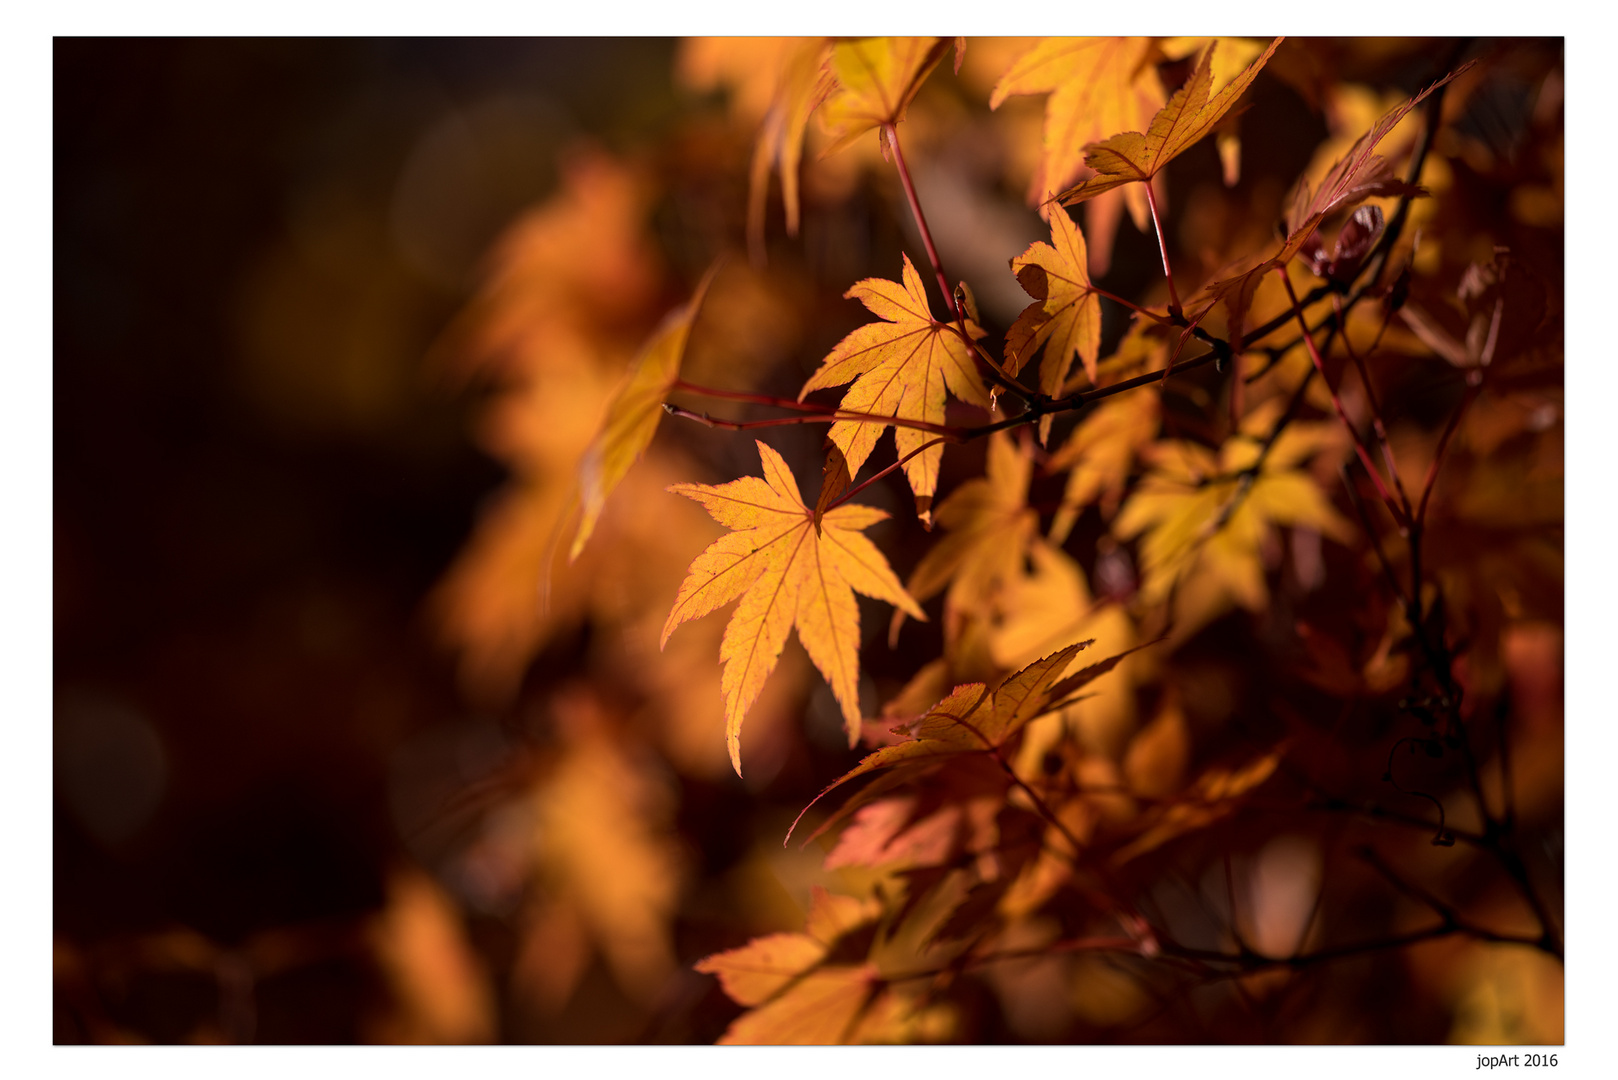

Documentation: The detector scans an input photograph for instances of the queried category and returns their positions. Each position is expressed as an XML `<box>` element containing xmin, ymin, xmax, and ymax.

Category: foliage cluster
<box><xmin>435</xmin><ymin>36</ymin><xmax>1563</xmax><ymax>1043</ymax></box>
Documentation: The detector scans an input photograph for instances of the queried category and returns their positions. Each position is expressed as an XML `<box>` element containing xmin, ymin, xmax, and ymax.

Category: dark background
<box><xmin>54</xmin><ymin>38</ymin><xmax>684</xmax><ymax>1043</ymax></box>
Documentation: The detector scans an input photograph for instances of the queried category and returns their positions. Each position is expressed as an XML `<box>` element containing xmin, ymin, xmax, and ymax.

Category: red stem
<box><xmin>823</xmin><ymin>434</ymin><xmax>955</xmax><ymax>514</ymax></box>
<box><xmin>1144</xmin><ymin>180</ymin><xmax>1180</xmax><ymax>317</ymax></box>
<box><xmin>885</xmin><ymin>122</ymin><xmax>957</xmax><ymax>321</ymax></box>
<box><xmin>1277</xmin><ymin>269</ymin><xmax>1409</xmax><ymax>528</ymax></box>
<box><xmin>1332</xmin><ymin>294</ymin><xmax>1412</xmax><ymax>518</ymax></box>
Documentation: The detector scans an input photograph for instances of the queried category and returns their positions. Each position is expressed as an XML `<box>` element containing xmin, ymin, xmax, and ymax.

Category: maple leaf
<box><xmin>820</xmin><ymin>37</ymin><xmax>958</xmax><ymax>158</ymax></box>
<box><xmin>1112</xmin><ymin>400</ymin><xmax>1352</xmax><ymax>637</ymax></box>
<box><xmin>1194</xmin><ymin>64</ymin><xmax>1469</xmax><ymax>352</ymax></box>
<box><xmin>748</xmin><ymin>41</ymin><xmax>837</xmax><ymax>255</ymax></box>
<box><xmin>1055</xmin><ymin>37</ymin><xmax>1283</xmax><ymax>207</ymax></box>
<box><xmin>1006</xmin><ymin>206</ymin><xmax>1104</xmax><ymax>413</ymax></box>
<box><xmin>1047</xmin><ymin>386</ymin><xmax>1160</xmax><ymax>544</ymax></box>
<box><xmin>799</xmin><ymin>254</ymin><xmax>991</xmax><ymax>521</ymax></box>
<box><xmin>989</xmin><ymin>36</ymin><xmax>1159</xmax><ymax>233</ymax></box>
<box><xmin>697</xmin><ymin>884</ymin><xmax>964</xmax><ymax>1044</ymax></box>
<box><xmin>905</xmin><ymin>432</ymin><xmax>1037</xmax><ymax>614</ymax></box>
<box><xmin>792</xmin><ymin>641</ymin><xmax>1152</xmax><ymax>840</ymax></box>
<box><xmin>662</xmin><ymin>440</ymin><xmax>925</xmax><ymax>775</ymax></box>
<box><xmin>572</xmin><ymin>266</ymin><xmax>717</xmax><ymax>559</ymax></box>
<box><xmin>676</xmin><ymin>38</ymin><xmax>834</xmax><ymax>257</ymax></box>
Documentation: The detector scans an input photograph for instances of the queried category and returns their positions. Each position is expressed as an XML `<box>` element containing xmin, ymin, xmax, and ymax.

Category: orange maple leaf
<box><xmin>1054</xmin><ymin>37</ymin><xmax>1282</xmax><ymax>207</ymax></box>
<box><xmin>820</xmin><ymin>37</ymin><xmax>959</xmax><ymax>157</ymax></box>
<box><xmin>571</xmin><ymin>267</ymin><xmax>717</xmax><ymax>559</ymax></box>
<box><xmin>799</xmin><ymin>253</ymin><xmax>990</xmax><ymax>522</ymax></box>
<box><xmin>696</xmin><ymin>885</ymin><xmax>960</xmax><ymax>1044</ymax></box>
<box><xmin>662</xmin><ymin>440</ymin><xmax>926</xmax><ymax>776</ymax></box>
<box><xmin>989</xmin><ymin>36</ymin><xmax>1159</xmax><ymax>231</ymax></box>
<box><xmin>790</xmin><ymin>641</ymin><xmax>1153</xmax><ymax>843</ymax></box>
<box><xmin>1006</xmin><ymin>207</ymin><xmax>1104</xmax><ymax>410</ymax></box>
<box><xmin>745</xmin><ymin>40</ymin><xmax>836</xmax><ymax>258</ymax></box>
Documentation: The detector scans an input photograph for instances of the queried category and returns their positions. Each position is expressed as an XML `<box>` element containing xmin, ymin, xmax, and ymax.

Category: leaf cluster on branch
<box><xmin>436</xmin><ymin>36</ymin><xmax>1564</xmax><ymax>1044</ymax></box>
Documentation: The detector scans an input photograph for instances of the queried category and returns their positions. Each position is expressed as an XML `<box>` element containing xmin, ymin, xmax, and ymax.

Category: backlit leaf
<box><xmin>1007</xmin><ymin>207</ymin><xmax>1104</xmax><ymax>405</ymax></box>
<box><xmin>572</xmin><ymin>265</ymin><xmax>718</xmax><ymax>559</ymax></box>
<box><xmin>663</xmin><ymin>441</ymin><xmax>925</xmax><ymax>775</ymax></box>
<box><xmin>799</xmin><ymin>254</ymin><xmax>991</xmax><ymax>517</ymax></box>
<box><xmin>1055</xmin><ymin>38</ymin><xmax>1282</xmax><ymax>206</ymax></box>
<box><xmin>820</xmin><ymin>37</ymin><xmax>955</xmax><ymax>157</ymax></box>
<box><xmin>989</xmin><ymin>36</ymin><xmax>1159</xmax><ymax>230</ymax></box>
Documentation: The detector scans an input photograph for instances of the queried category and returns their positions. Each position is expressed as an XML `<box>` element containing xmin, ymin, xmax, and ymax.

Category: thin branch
<box><xmin>1279</xmin><ymin>268</ymin><xmax>1409</xmax><ymax>528</ymax></box>
<box><xmin>662</xmin><ymin>402</ymin><xmax>962</xmax><ymax>439</ymax></box>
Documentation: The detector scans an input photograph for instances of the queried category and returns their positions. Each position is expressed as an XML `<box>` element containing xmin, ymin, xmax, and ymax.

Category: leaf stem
<box><xmin>1144</xmin><ymin>180</ymin><xmax>1181</xmax><ymax>317</ymax></box>
<box><xmin>884</xmin><ymin>122</ymin><xmax>956</xmax><ymax>321</ymax></box>
<box><xmin>821</xmin><ymin>434</ymin><xmax>956</xmax><ymax>514</ymax></box>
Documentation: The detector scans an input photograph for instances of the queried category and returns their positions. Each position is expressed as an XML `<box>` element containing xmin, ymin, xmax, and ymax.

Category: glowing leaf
<box><xmin>1006</xmin><ymin>207</ymin><xmax>1104</xmax><ymax>407</ymax></box>
<box><xmin>799</xmin><ymin>254</ymin><xmax>991</xmax><ymax>519</ymax></box>
<box><xmin>663</xmin><ymin>441</ymin><xmax>925</xmax><ymax>775</ymax></box>
<box><xmin>1055</xmin><ymin>38</ymin><xmax>1282</xmax><ymax>206</ymax></box>
<box><xmin>697</xmin><ymin>885</ymin><xmax>962</xmax><ymax>1044</ymax></box>
<box><xmin>572</xmin><ymin>266</ymin><xmax>718</xmax><ymax>559</ymax></box>
<box><xmin>750</xmin><ymin>41</ymin><xmax>837</xmax><ymax>252</ymax></box>
<box><xmin>820</xmin><ymin>37</ymin><xmax>956</xmax><ymax>157</ymax></box>
<box><xmin>989</xmin><ymin>36</ymin><xmax>1159</xmax><ymax>228</ymax></box>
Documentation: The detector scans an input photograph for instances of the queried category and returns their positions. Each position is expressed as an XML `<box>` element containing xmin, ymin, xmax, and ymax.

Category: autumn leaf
<box><xmin>1194</xmin><ymin>64</ymin><xmax>1468</xmax><ymax>351</ymax></box>
<box><xmin>1055</xmin><ymin>37</ymin><xmax>1282</xmax><ymax>207</ymax></box>
<box><xmin>572</xmin><ymin>265</ymin><xmax>718</xmax><ymax>559</ymax></box>
<box><xmin>1006</xmin><ymin>206</ymin><xmax>1104</xmax><ymax>411</ymax></box>
<box><xmin>1159</xmin><ymin>37</ymin><xmax>1269</xmax><ymax>185</ymax></box>
<box><xmin>988</xmin><ymin>540</ymin><xmax>1144</xmax><ymax>767</ymax></box>
<box><xmin>820</xmin><ymin>37</ymin><xmax>957</xmax><ymax>157</ymax></box>
<box><xmin>751</xmin><ymin>42</ymin><xmax>836</xmax><ymax>257</ymax></box>
<box><xmin>904</xmin><ymin>432</ymin><xmax>1037</xmax><ymax>614</ymax></box>
<box><xmin>989</xmin><ymin>36</ymin><xmax>1159</xmax><ymax>237</ymax></box>
<box><xmin>791</xmin><ymin>642</ymin><xmax>1131</xmax><ymax>839</ymax></box>
<box><xmin>1047</xmin><ymin>386</ymin><xmax>1160</xmax><ymax>544</ymax></box>
<box><xmin>696</xmin><ymin>885</ymin><xmax>961</xmax><ymax>1044</ymax></box>
<box><xmin>799</xmin><ymin>253</ymin><xmax>991</xmax><ymax>521</ymax></box>
<box><xmin>1112</xmin><ymin>399</ymin><xmax>1351</xmax><ymax>637</ymax></box>
<box><xmin>662</xmin><ymin>440</ymin><xmax>925</xmax><ymax>775</ymax></box>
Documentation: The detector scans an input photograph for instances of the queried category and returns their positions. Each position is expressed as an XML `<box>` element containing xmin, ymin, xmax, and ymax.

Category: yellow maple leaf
<box><xmin>1006</xmin><ymin>207</ymin><xmax>1104</xmax><ymax>408</ymax></box>
<box><xmin>1055</xmin><ymin>37</ymin><xmax>1282</xmax><ymax>206</ymax></box>
<box><xmin>1047</xmin><ymin>386</ymin><xmax>1160</xmax><ymax>544</ymax></box>
<box><xmin>1112</xmin><ymin>400</ymin><xmax>1351</xmax><ymax>637</ymax></box>
<box><xmin>799</xmin><ymin>253</ymin><xmax>990</xmax><ymax>521</ymax></box>
<box><xmin>662</xmin><ymin>440</ymin><xmax>926</xmax><ymax>775</ymax></box>
<box><xmin>572</xmin><ymin>265</ymin><xmax>717</xmax><ymax>560</ymax></box>
<box><xmin>905</xmin><ymin>432</ymin><xmax>1038</xmax><ymax>615</ymax></box>
<box><xmin>820</xmin><ymin>37</ymin><xmax>956</xmax><ymax>157</ymax></box>
<box><xmin>989</xmin><ymin>36</ymin><xmax>1159</xmax><ymax>224</ymax></box>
